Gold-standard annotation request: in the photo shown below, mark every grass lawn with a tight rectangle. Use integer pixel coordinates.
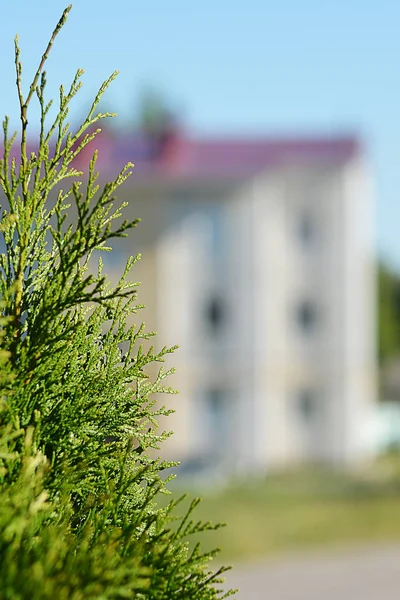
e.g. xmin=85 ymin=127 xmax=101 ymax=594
xmin=168 ymin=457 xmax=400 ymax=562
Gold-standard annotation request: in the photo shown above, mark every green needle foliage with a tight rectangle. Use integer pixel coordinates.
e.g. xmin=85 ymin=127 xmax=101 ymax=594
xmin=0 ymin=6 xmax=235 ymax=599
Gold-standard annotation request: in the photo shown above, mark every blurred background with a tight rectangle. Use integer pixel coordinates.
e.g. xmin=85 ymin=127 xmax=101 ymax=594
xmin=3 ymin=1 xmax=400 ymax=597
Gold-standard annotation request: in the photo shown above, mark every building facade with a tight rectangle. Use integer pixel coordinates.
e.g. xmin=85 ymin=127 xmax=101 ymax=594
xmin=76 ymin=131 xmax=377 ymax=473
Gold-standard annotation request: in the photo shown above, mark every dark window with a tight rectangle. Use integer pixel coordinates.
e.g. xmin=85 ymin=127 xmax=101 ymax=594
xmin=207 ymin=388 xmax=225 ymax=416
xmin=296 ymin=389 xmax=317 ymax=421
xmin=297 ymin=210 xmax=315 ymax=248
xmin=203 ymin=388 xmax=230 ymax=454
xmin=296 ymin=299 xmax=318 ymax=333
xmin=204 ymin=295 xmax=226 ymax=334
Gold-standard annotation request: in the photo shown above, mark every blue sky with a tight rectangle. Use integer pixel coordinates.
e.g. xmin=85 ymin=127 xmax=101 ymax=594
xmin=1 ymin=1 xmax=400 ymax=270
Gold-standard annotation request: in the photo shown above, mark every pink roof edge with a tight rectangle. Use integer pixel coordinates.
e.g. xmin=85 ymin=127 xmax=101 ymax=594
xmin=1 ymin=130 xmax=362 ymax=182
xmin=75 ymin=130 xmax=361 ymax=181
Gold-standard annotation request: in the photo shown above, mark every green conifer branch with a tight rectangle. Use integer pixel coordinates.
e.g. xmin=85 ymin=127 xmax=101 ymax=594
xmin=0 ymin=6 xmax=237 ymax=598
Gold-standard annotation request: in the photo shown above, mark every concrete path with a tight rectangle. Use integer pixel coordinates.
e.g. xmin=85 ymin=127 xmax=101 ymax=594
xmin=222 ymin=544 xmax=400 ymax=599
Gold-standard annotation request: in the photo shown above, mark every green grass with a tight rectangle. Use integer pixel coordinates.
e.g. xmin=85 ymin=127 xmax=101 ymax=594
xmin=168 ymin=459 xmax=400 ymax=562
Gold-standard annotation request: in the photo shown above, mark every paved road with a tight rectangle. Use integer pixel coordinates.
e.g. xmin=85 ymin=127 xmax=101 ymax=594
xmin=222 ymin=544 xmax=400 ymax=599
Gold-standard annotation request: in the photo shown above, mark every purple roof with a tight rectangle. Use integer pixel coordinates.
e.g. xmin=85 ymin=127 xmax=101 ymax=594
xmin=82 ymin=131 xmax=360 ymax=182
xmin=1 ymin=130 xmax=361 ymax=183
xmin=176 ymin=137 xmax=359 ymax=175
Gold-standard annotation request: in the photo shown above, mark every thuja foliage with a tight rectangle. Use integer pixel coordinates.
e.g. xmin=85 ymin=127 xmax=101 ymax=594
xmin=0 ymin=6 xmax=235 ymax=599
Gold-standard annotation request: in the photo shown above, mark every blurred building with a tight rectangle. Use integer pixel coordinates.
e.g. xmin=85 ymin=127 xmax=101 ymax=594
xmin=74 ymin=125 xmax=377 ymax=474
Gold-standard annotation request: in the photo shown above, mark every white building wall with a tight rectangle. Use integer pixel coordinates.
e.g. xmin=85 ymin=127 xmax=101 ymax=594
xmin=249 ymin=159 xmax=376 ymax=468
xmin=155 ymin=198 xmax=244 ymax=465
xmin=336 ymin=157 xmax=377 ymax=463
xmin=283 ymin=166 xmax=339 ymax=464
xmin=223 ymin=183 xmax=259 ymax=471
xmin=129 ymin=154 xmax=376 ymax=472
xmin=251 ymin=172 xmax=290 ymax=468
xmin=155 ymin=213 xmax=209 ymax=458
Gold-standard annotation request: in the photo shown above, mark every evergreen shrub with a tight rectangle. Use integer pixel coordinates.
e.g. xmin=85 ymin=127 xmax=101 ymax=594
xmin=0 ymin=6 xmax=235 ymax=598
